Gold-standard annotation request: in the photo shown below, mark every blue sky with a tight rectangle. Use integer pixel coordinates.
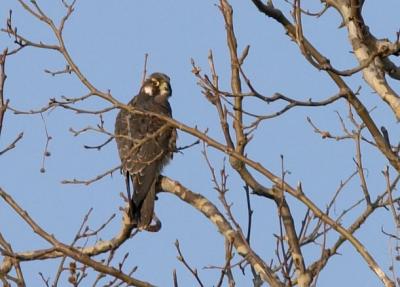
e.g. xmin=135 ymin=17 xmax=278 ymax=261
xmin=0 ymin=0 xmax=400 ymax=286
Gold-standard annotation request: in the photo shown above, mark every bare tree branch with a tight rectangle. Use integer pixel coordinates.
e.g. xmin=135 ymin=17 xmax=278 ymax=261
xmin=0 ymin=187 xmax=153 ymax=287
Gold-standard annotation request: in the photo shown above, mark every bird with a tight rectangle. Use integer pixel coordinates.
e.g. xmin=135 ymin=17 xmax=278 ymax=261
xmin=114 ymin=72 xmax=176 ymax=230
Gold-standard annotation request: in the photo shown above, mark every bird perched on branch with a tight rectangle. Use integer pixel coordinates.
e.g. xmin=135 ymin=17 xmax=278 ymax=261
xmin=115 ymin=73 xmax=176 ymax=230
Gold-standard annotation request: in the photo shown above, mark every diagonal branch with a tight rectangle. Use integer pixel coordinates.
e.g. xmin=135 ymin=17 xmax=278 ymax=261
xmin=0 ymin=187 xmax=153 ymax=287
xmin=161 ymin=177 xmax=285 ymax=287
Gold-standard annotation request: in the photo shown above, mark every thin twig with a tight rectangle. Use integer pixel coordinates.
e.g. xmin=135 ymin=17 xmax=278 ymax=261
xmin=0 ymin=132 xmax=23 ymax=156
xmin=175 ymin=240 xmax=204 ymax=287
xmin=61 ymin=165 xmax=121 ymax=185
xmin=141 ymin=53 xmax=149 ymax=85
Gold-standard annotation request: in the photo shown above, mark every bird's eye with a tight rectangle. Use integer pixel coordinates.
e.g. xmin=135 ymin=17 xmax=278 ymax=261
xmin=152 ymin=79 xmax=160 ymax=86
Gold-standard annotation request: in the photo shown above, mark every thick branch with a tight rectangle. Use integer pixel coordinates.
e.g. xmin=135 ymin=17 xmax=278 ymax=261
xmin=219 ymin=0 xmax=245 ymax=153
xmin=161 ymin=177 xmax=285 ymax=287
xmin=250 ymin=0 xmax=400 ymax=174
xmin=326 ymin=0 xmax=400 ymax=119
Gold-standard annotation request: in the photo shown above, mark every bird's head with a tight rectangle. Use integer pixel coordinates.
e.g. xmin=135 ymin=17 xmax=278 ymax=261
xmin=140 ymin=73 xmax=172 ymax=102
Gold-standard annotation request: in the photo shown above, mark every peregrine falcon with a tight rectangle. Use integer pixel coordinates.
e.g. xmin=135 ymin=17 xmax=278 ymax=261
xmin=115 ymin=73 xmax=176 ymax=230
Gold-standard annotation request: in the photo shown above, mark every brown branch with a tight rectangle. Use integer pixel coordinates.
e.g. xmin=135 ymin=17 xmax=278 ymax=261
xmin=0 ymin=187 xmax=153 ymax=287
xmin=308 ymin=173 xmax=400 ymax=284
xmin=215 ymin=239 xmax=236 ymax=287
xmin=0 ymin=201 xmax=134 ymax=265
xmin=327 ymin=0 xmax=400 ymax=119
xmin=161 ymin=177 xmax=285 ymax=287
xmin=175 ymin=240 xmax=205 ymax=287
xmin=274 ymin=155 xmax=309 ymax=286
xmin=223 ymin=239 xmax=235 ymax=287
xmin=0 ymin=132 xmax=23 ymax=156
xmin=0 ymin=233 xmax=25 ymax=286
xmin=383 ymin=167 xmax=400 ymax=228
xmin=199 ymin=63 xmax=345 ymax=124
xmin=243 ymin=91 xmax=343 ymax=128
xmin=7 ymin=97 xmax=114 ymax=116
xmin=307 ymin=115 xmax=384 ymax=149
xmin=206 ymin=10 xmax=310 ymax=284
xmin=2 ymin=13 xmax=59 ymax=51
xmin=59 ymin=0 xmax=77 ymax=34
xmin=326 ymin=171 xmax=359 ymax=217
xmin=294 ymin=0 xmax=323 ymax=71
xmin=61 ymin=165 xmax=121 ymax=185
xmin=191 ymin=55 xmax=235 ymax=149
xmin=354 ymin=130 xmax=371 ymax=205
xmin=284 ymin=0 xmax=328 ymax=17
xmin=53 ymin=207 xmax=96 ymax=286
xmin=0 ymin=49 xmax=8 ymax=137
xmin=292 ymin=0 xmax=387 ymax=78
xmin=219 ymin=0 xmax=246 ymax=155
xmin=251 ymin=0 xmax=400 ymax=176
